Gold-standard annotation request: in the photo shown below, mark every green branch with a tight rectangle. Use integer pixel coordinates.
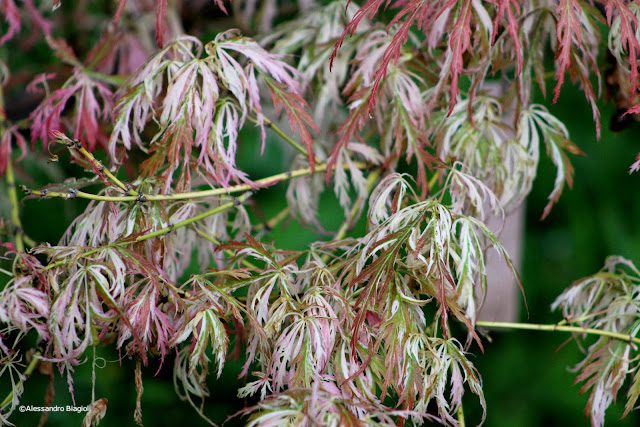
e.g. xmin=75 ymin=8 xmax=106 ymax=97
xmin=457 ymin=404 xmax=466 ymax=427
xmin=1 ymin=83 xmax=24 ymax=252
xmin=476 ymin=320 xmax=640 ymax=345
xmin=25 ymin=162 xmax=367 ymax=203
xmin=253 ymin=206 xmax=291 ymax=233
xmin=261 ymin=116 xmax=308 ymax=157
xmin=5 ymin=160 xmax=24 ymax=252
xmin=57 ymin=136 xmax=137 ymax=195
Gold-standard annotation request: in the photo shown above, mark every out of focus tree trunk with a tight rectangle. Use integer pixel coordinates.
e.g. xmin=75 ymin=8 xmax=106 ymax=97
xmin=478 ymin=205 xmax=524 ymax=322
xmin=477 ymin=81 xmax=523 ymax=322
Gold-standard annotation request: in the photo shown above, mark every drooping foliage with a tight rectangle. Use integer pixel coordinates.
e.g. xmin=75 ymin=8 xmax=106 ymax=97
xmin=1 ymin=1 xmax=640 ymax=426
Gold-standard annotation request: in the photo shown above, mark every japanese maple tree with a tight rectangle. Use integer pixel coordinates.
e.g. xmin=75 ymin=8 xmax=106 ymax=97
xmin=1 ymin=1 xmax=640 ymax=426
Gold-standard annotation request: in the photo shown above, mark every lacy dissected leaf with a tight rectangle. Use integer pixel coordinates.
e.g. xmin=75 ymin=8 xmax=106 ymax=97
xmin=605 ymin=0 xmax=640 ymax=95
xmin=111 ymin=31 xmax=315 ymax=189
xmin=0 ymin=0 xmax=51 ymax=45
xmin=553 ymin=0 xmax=602 ymax=137
xmin=553 ymin=256 xmax=640 ymax=427
xmin=519 ymin=104 xmax=584 ymax=219
xmin=332 ymin=0 xmax=495 ymax=113
xmin=29 ymin=69 xmax=114 ymax=151
xmin=340 ymin=173 xmax=518 ymax=350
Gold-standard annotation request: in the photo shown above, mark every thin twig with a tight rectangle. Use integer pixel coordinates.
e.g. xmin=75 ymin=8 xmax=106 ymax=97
xmin=457 ymin=403 xmax=466 ymax=427
xmin=0 ymin=83 xmax=24 ymax=252
xmin=253 ymin=206 xmax=291 ymax=232
xmin=57 ymin=136 xmax=136 ymax=195
xmin=261 ymin=116 xmax=309 ymax=157
xmin=247 ymin=114 xmax=307 ymax=156
xmin=25 ymin=162 xmax=368 ymax=203
xmin=5 ymin=160 xmax=24 ymax=252
xmin=476 ymin=320 xmax=640 ymax=345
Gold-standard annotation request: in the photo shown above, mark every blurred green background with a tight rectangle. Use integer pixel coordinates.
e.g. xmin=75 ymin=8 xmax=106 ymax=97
xmin=2 ymin=1 xmax=640 ymax=426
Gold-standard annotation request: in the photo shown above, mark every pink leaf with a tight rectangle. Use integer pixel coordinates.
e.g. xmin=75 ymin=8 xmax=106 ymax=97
xmin=29 ymin=70 xmax=113 ymax=151
xmin=0 ymin=125 xmax=28 ymax=176
xmin=491 ymin=0 xmax=523 ymax=75
xmin=155 ymin=0 xmax=167 ymax=47
xmin=553 ymin=0 xmax=602 ymax=137
xmin=213 ymin=0 xmax=229 ymax=15
xmin=604 ymin=0 xmax=640 ymax=95
xmin=23 ymin=0 xmax=52 ymax=37
xmin=330 ymin=0 xmax=386 ymax=70
xmin=267 ymin=79 xmax=318 ymax=168
xmin=624 ymin=103 xmax=640 ymax=116
xmin=0 ymin=0 xmax=20 ymax=45
xmin=630 ymin=153 xmax=640 ymax=173
xmin=446 ymin=0 xmax=473 ymax=113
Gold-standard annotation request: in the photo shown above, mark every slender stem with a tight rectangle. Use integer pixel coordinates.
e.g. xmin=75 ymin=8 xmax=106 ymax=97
xmin=457 ymin=404 xmax=466 ymax=427
xmin=5 ymin=160 xmax=24 ymax=252
xmin=26 ymin=162 xmax=367 ymax=203
xmin=58 ymin=136 xmax=136 ymax=195
xmin=428 ymin=170 xmax=441 ymax=192
xmin=260 ymin=116 xmax=308 ymax=157
xmin=44 ymin=193 xmax=252 ymax=271
xmin=91 ymin=346 xmax=97 ymax=403
xmin=135 ymin=193 xmax=251 ymax=241
xmin=476 ymin=320 xmax=640 ymax=345
xmin=265 ymin=206 xmax=291 ymax=230
xmin=253 ymin=206 xmax=291 ymax=232
xmin=24 ymin=189 xmax=134 ymax=202
xmin=22 ymin=235 xmax=36 ymax=248
xmin=78 ymin=145 xmax=135 ymax=195
xmin=0 ymin=81 xmax=24 ymax=252
xmin=40 ymin=161 xmax=370 ymax=270
xmin=84 ymin=70 xmax=127 ymax=86
xmin=0 ymin=352 xmax=41 ymax=410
